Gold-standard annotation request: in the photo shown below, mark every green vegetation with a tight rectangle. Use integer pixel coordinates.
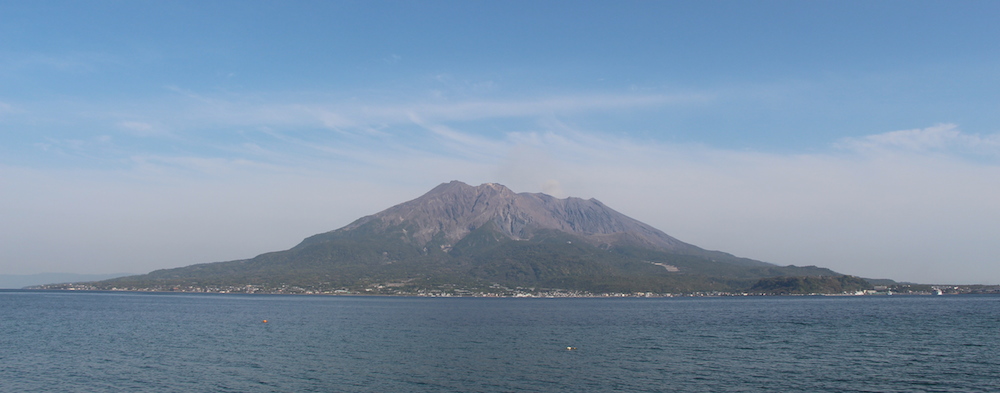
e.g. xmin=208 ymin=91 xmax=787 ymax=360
xmin=749 ymin=275 xmax=873 ymax=295
xmin=93 ymin=223 xmax=860 ymax=295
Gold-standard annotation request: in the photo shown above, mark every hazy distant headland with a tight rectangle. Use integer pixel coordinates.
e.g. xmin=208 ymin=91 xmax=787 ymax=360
xmin=1 ymin=273 xmax=131 ymax=289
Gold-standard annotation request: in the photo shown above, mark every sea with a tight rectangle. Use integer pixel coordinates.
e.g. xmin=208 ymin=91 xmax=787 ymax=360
xmin=2 ymin=291 xmax=998 ymax=392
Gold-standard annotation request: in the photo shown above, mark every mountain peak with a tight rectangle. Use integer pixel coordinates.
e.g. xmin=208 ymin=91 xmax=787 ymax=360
xmin=322 ymin=181 xmax=694 ymax=252
xmin=426 ymin=180 xmax=514 ymax=196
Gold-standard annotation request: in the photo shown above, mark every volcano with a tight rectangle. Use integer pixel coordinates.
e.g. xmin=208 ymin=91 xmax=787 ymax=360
xmin=95 ymin=181 xmax=858 ymax=294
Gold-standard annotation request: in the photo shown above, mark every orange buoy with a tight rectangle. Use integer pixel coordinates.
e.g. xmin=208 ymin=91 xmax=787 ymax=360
xmin=262 ymin=320 xmax=268 ymax=323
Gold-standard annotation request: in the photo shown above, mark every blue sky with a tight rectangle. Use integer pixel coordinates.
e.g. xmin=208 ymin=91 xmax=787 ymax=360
xmin=2 ymin=1 xmax=999 ymax=284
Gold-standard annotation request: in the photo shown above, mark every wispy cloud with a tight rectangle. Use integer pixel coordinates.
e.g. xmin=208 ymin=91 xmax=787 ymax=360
xmin=117 ymin=120 xmax=171 ymax=138
xmin=24 ymin=90 xmax=697 ymax=169
xmin=0 ymin=101 xmax=15 ymax=115
xmin=406 ymin=113 xmax=507 ymax=160
xmin=837 ymin=124 xmax=1000 ymax=155
xmin=142 ymin=89 xmax=700 ymax=132
xmin=383 ymin=54 xmax=402 ymax=64
xmin=128 ymin=154 xmax=282 ymax=177
xmin=395 ymin=94 xmax=703 ymax=123
xmin=0 ymin=51 xmax=118 ymax=74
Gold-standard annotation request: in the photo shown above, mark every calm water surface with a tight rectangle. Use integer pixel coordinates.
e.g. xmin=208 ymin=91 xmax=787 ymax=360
xmin=1 ymin=291 xmax=998 ymax=392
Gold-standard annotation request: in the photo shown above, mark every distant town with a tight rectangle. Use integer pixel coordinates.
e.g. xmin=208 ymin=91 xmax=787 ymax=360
xmin=31 ymin=282 xmax=1000 ymax=298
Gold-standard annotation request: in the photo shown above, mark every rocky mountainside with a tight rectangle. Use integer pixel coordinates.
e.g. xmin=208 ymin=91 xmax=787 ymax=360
xmin=298 ymin=181 xmax=765 ymax=267
xmin=300 ymin=181 xmax=692 ymax=252
xmin=89 ymin=181 xmax=856 ymax=294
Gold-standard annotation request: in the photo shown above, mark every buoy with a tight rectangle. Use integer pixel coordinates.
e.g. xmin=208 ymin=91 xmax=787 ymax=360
xmin=262 ymin=320 xmax=268 ymax=323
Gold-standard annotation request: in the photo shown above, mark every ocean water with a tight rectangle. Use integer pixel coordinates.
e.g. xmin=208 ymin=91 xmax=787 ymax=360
xmin=1 ymin=291 xmax=998 ymax=392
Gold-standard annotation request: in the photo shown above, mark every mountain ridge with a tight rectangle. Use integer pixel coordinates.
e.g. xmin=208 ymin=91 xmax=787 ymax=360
xmin=79 ymin=181 xmax=857 ymax=294
xmin=303 ymin=180 xmax=708 ymax=255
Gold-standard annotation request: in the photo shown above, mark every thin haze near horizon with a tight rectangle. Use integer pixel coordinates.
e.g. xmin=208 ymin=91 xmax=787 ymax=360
xmin=2 ymin=1 xmax=998 ymax=285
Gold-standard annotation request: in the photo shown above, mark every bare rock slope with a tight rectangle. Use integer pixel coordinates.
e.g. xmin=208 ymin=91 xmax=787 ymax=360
xmin=303 ymin=180 xmax=693 ymax=252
